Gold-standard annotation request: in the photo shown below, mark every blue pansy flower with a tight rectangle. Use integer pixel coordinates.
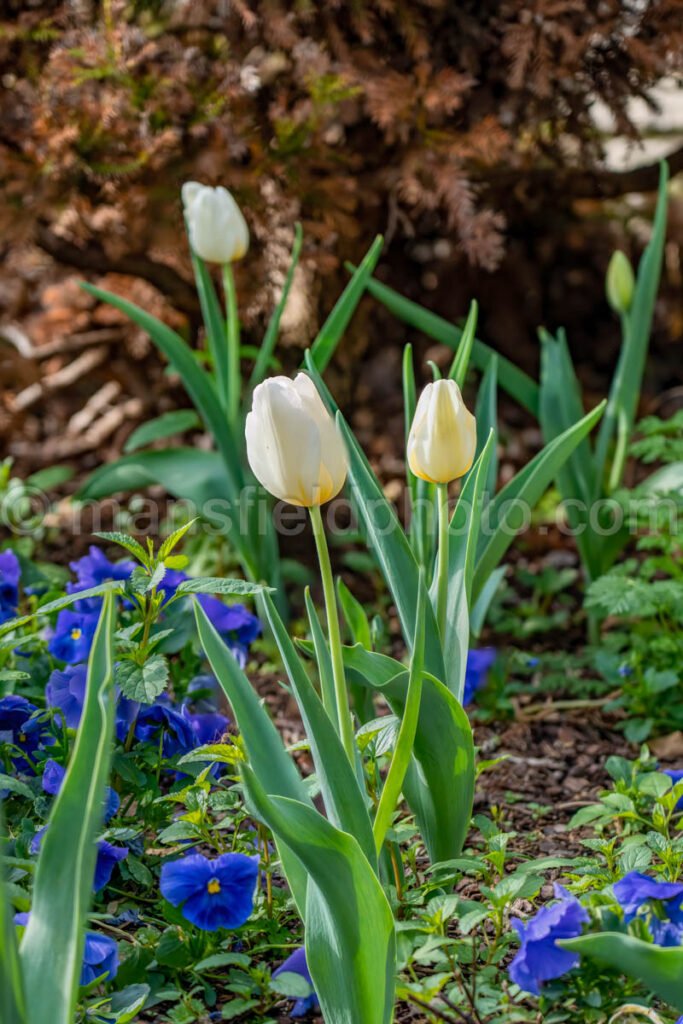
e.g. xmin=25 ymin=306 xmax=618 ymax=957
xmin=45 ymin=664 xmax=88 ymax=728
xmin=508 ymin=884 xmax=589 ymax=994
xmin=157 ymin=568 xmax=190 ymax=603
xmin=48 ymin=609 xmax=99 ymax=663
xmin=68 ymin=546 xmax=133 ymax=597
xmin=0 ymin=695 xmax=45 ymax=770
xmin=184 ymin=707 xmax=229 ymax=746
xmin=160 ymin=852 xmax=258 ymax=931
xmin=41 ymin=758 xmax=119 ymax=821
xmin=0 ymin=549 xmax=20 ymax=624
xmin=79 ymin=930 xmax=119 ymax=985
xmin=614 ymin=871 xmax=683 ymax=945
xmin=463 ymin=648 xmax=496 ymax=705
xmin=30 ymin=827 xmax=128 ymax=891
xmin=664 ymin=769 xmax=683 ymax=811
xmin=14 ymin=914 xmax=118 ymax=985
xmin=132 ymin=701 xmax=197 ymax=757
xmin=272 ymin=947 xmax=319 ymax=1018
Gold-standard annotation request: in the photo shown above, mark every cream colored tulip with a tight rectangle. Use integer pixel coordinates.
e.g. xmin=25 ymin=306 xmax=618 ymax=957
xmin=407 ymin=379 xmax=476 ymax=484
xmin=246 ymin=374 xmax=348 ymax=507
xmin=181 ymin=182 xmax=249 ymax=264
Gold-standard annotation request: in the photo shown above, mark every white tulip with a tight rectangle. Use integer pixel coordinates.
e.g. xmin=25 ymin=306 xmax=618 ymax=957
xmin=407 ymin=378 xmax=476 ymax=484
xmin=246 ymin=374 xmax=348 ymax=507
xmin=181 ymin=182 xmax=249 ymax=264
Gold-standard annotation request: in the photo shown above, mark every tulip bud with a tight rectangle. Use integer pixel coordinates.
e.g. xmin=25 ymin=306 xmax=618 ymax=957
xmin=181 ymin=182 xmax=249 ymax=264
xmin=246 ymin=374 xmax=348 ymax=507
xmin=606 ymin=250 xmax=635 ymax=315
xmin=407 ymin=379 xmax=476 ymax=484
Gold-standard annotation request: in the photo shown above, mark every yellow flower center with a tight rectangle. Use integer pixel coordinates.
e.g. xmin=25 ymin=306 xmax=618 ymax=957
xmin=207 ymin=877 xmax=221 ymax=895
xmin=18 ymin=732 xmax=26 ymax=744
xmin=70 ymin=628 xmax=82 ymax=640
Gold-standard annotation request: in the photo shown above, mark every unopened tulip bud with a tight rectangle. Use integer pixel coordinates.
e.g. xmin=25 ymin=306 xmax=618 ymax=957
xmin=246 ymin=374 xmax=348 ymax=507
xmin=181 ymin=182 xmax=249 ymax=264
xmin=606 ymin=250 xmax=635 ymax=315
xmin=408 ymin=379 xmax=476 ymax=484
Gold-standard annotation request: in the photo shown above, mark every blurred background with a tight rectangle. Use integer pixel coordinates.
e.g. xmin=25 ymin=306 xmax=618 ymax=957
xmin=1 ymin=0 xmax=682 ymax=498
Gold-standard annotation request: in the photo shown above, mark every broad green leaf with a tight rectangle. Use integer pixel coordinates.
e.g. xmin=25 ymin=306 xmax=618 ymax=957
xmin=123 ymin=410 xmax=201 ymax=454
xmin=373 ymin=576 xmax=425 ymax=853
xmin=403 ymin=344 xmax=436 ymax=571
xmin=116 ymin=655 xmax=169 ymax=703
xmin=241 ymin=767 xmax=396 ymax=1024
xmin=79 ymin=449 xmax=229 ymax=506
xmin=0 ymin=776 xmax=34 ymax=800
xmin=561 ymin=932 xmax=683 ymax=1011
xmin=343 ymin=646 xmax=474 ymax=862
xmin=0 ymin=804 xmax=27 ymax=1024
xmin=249 ymin=223 xmax=303 ymax=392
xmin=260 ymin=593 xmax=376 ymax=868
xmin=337 ymin=578 xmax=372 ymax=649
xmin=474 ymin=354 xmax=498 ymax=503
xmin=189 ymin=249 xmax=228 ymax=408
xmin=472 ymin=400 xmax=606 ymax=604
xmin=303 ymin=589 xmax=337 ymax=729
xmin=310 ymin=236 xmax=383 ymax=372
xmin=443 ymin=432 xmax=495 ymax=698
xmin=21 ymin=594 xmax=117 ymax=1024
xmin=80 ymin=284 xmax=244 ymax=495
xmin=303 ymin=353 xmax=445 ymax=683
xmin=594 ymin=161 xmax=669 ymax=493
xmin=538 ymin=328 xmax=603 ymax=578
xmin=193 ymin=600 xmax=309 ymax=911
xmin=351 ymin=270 xmax=540 ymax=416
xmin=174 ymin=577 xmax=272 ymax=597
xmin=447 ymin=300 xmax=478 ymax=387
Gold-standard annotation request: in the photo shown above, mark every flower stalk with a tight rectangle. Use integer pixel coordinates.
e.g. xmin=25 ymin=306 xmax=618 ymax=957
xmin=222 ymin=263 xmax=240 ymax=424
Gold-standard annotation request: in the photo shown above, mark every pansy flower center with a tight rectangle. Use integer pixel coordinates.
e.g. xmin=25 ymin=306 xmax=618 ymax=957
xmin=70 ymin=628 xmax=82 ymax=640
xmin=207 ymin=877 xmax=221 ymax=895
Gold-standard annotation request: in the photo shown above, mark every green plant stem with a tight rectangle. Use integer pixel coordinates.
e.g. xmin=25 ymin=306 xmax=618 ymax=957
xmin=436 ymin=482 xmax=449 ymax=637
xmin=309 ymin=505 xmax=355 ymax=762
xmin=222 ymin=263 xmax=240 ymax=424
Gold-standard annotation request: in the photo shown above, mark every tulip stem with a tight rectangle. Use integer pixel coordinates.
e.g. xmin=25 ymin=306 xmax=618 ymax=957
xmin=309 ymin=505 xmax=355 ymax=762
xmin=222 ymin=264 xmax=240 ymax=423
xmin=436 ymin=483 xmax=449 ymax=638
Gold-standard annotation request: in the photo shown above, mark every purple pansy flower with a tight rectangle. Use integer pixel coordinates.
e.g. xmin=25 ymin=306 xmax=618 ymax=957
xmin=463 ymin=648 xmax=496 ymax=705
xmin=273 ymin=947 xmax=319 ymax=1018
xmin=14 ymin=914 xmax=118 ymax=985
xmin=160 ymin=852 xmax=258 ymax=931
xmin=31 ymin=827 xmax=127 ymax=892
xmin=0 ymin=549 xmax=20 ymax=624
xmin=45 ymin=664 xmax=88 ymax=728
xmin=614 ymin=871 xmax=683 ymax=946
xmin=41 ymin=758 xmax=119 ymax=821
xmin=0 ymin=695 xmax=45 ymax=770
xmin=48 ymin=609 xmax=99 ymax=664
xmin=508 ymin=884 xmax=589 ymax=994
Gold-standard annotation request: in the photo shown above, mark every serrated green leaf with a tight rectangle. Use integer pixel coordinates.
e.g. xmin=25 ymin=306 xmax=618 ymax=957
xmin=93 ymin=531 xmax=149 ymax=565
xmin=116 ymin=656 xmax=169 ymax=703
xmin=174 ymin=577 xmax=272 ymax=597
